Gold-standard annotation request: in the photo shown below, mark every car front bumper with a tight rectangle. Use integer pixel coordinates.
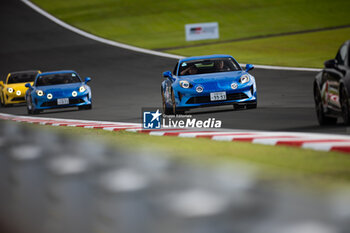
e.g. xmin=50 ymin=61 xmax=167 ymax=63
xmin=33 ymin=93 xmax=91 ymax=110
xmin=3 ymin=92 xmax=26 ymax=104
xmin=174 ymin=84 xmax=257 ymax=109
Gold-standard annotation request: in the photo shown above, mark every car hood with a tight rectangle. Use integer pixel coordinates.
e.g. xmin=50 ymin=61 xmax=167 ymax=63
xmin=180 ymin=71 xmax=248 ymax=91
xmin=5 ymin=82 xmax=34 ymax=92
xmin=182 ymin=71 xmax=245 ymax=83
xmin=37 ymin=83 xmax=83 ymax=92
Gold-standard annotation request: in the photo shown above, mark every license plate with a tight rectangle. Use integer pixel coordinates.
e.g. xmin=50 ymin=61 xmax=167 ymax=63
xmin=210 ymin=92 xmax=226 ymax=101
xmin=57 ymin=98 xmax=69 ymax=105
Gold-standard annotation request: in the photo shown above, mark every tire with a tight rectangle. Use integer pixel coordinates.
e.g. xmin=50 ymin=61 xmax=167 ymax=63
xmin=26 ymin=95 xmax=33 ymax=114
xmin=79 ymin=104 xmax=92 ymax=110
xmin=1 ymin=93 xmax=10 ymax=107
xmin=27 ymin=95 xmax=41 ymax=114
xmin=0 ymin=92 xmax=5 ymax=107
xmin=341 ymin=87 xmax=350 ymax=125
xmin=314 ymin=86 xmax=337 ymax=125
xmin=32 ymin=109 xmax=41 ymax=115
xmin=161 ymin=87 xmax=172 ymax=115
xmin=171 ymin=89 xmax=184 ymax=115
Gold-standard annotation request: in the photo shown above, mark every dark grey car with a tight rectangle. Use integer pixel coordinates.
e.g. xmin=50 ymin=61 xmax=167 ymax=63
xmin=314 ymin=40 xmax=350 ymax=125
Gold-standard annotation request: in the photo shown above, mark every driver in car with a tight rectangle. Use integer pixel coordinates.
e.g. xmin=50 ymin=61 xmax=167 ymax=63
xmin=180 ymin=64 xmax=198 ymax=75
xmin=214 ymin=60 xmax=230 ymax=72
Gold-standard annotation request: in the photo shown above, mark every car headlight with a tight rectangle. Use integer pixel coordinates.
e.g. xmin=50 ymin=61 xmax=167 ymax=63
xmin=79 ymin=86 xmax=86 ymax=92
xmin=16 ymin=90 xmax=21 ymax=96
xmin=179 ymin=80 xmax=190 ymax=89
xmin=36 ymin=90 xmax=44 ymax=96
xmin=7 ymin=87 xmax=14 ymax=93
xmin=196 ymin=85 xmax=203 ymax=93
xmin=47 ymin=93 xmax=53 ymax=100
xmin=240 ymin=75 xmax=250 ymax=84
xmin=72 ymin=91 xmax=78 ymax=97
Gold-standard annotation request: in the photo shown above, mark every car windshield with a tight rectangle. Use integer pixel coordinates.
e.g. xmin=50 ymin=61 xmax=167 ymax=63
xmin=7 ymin=72 xmax=37 ymax=84
xmin=36 ymin=72 xmax=81 ymax=86
xmin=179 ymin=58 xmax=241 ymax=76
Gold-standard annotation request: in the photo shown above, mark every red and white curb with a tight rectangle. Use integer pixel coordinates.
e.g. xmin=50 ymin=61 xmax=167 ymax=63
xmin=1 ymin=113 xmax=350 ymax=154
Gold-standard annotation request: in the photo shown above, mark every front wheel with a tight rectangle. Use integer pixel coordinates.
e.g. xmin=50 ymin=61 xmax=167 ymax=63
xmin=0 ymin=92 xmax=6 ymax=107
xmin=161 ymin=87 xmax=172 ymax=115
xmin=171 ymin=89 xmax=184 ymax=115
xmin=26 ymin=95 xmax=33 ymax=114
xmin=341 ymin=87 xmax=350 ymax=125
xmin=314 ymin=87 xmax=337 ymax=125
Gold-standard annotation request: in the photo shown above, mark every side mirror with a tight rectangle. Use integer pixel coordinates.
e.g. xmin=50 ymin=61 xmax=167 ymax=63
xmin=25 ymin=83 xmax=31 ymax=88
xmin=324 ymin=59 xmax=337 ymax=68
xmin=245 ymin=64 xmax=254 ymax=72
xmin=85 ymin=77 xmax=91 ymax=83
xmin=0 ymin=81 xmax=3 ymax=87
xmin=163 ymin=71 xmax=172 ymax=79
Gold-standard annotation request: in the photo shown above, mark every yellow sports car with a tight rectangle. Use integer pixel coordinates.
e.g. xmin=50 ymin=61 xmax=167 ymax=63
xmin=0 ymin=70 xmax=41 ymax=106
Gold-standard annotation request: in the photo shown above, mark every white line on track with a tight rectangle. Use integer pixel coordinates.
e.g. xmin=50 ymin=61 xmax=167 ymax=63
xmin=21 ymin=0 xmax=321 ymax=72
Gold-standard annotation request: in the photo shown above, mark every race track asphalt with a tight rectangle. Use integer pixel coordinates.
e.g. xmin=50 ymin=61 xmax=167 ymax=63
xmin=1 ymin=0 xmax=348 ymax=134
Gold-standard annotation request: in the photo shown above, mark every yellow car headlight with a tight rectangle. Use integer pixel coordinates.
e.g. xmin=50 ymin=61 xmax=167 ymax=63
xmin=36 ymin=90 xmax=44 ymax=96
xmin=7 ymin=87 xmax=14 ymax=93
xmin=79 ymin=86 xmax=86 ymax=92
xmin=16 ymin=90 xmax=21 ymax=96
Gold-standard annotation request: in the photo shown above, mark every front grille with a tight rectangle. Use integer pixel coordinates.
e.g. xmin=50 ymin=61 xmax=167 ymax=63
xmin=41 ymin=98 xmax=84 ymax=107
xmin=12 ymin=97 xmax=25 ymax=101
xmin=70 ymin=98 xmax=85 ymax=104
xmin=41 ymin=101 xmax=57 ymax=107
xmin=227 ymin=93 xmax=248 ymax=100
xmin=186 ymin=93 xmax=248 ymax=104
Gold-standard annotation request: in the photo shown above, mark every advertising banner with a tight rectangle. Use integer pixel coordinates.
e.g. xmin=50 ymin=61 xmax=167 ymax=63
xmin=185 ymin=22 xmax=219 ymax=41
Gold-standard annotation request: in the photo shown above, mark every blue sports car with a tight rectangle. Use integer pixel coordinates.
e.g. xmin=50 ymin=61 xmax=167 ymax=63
xmin=25 ymin=70 xmax=92 ymax=114
xmin=161 ymin=55 xmax=257 ymax=114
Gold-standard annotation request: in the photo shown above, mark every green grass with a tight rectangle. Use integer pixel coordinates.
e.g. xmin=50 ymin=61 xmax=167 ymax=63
xmin=31 ymin=0 xmax=350 ymax=68
xmin=167 ymin=28 xmax=350 ymax=68
xmin=35 ymin=124 xmax=350 ymax=186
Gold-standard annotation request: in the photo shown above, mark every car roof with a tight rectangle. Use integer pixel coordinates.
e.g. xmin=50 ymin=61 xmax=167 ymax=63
xmin=38 ymin=70 xmax=77 ymax=76
xmin=179 ymin=54 xmax=234 ymax=63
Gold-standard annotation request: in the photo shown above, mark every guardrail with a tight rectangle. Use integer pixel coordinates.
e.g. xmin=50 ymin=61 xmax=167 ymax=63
xmin=0 ymin=120 xmax=349 ymax=233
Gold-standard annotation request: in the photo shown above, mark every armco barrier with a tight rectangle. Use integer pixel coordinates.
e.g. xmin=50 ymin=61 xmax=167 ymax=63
xmin=0 ymin=120 xmax=350 ymax=233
